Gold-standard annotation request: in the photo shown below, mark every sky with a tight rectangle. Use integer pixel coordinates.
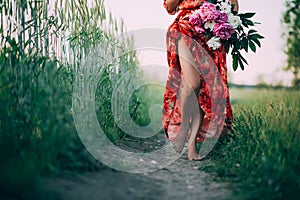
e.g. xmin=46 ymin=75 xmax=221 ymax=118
xmin=104 ymin=0 xmax=293 ymax=86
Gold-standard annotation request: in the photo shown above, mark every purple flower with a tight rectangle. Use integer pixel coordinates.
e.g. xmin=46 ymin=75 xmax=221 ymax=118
xmin=216 ymin=12 xmax=228 ymax=24
xmin=194 ymin=25 xmax=205 ymax=33
xmin=189 ymin=11 xmax=202 ymax=26
xmin=199 ymin=2 xmax=220 ymax=22
xmin=213 ymin=23 xmax=235 ymax=39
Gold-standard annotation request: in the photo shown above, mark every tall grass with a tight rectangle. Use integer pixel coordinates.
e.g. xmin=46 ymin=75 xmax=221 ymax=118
xmin=201 ymin=89 xmax=300 ymax=200
xmin=0 ymin=0 xmax=141 ymax=199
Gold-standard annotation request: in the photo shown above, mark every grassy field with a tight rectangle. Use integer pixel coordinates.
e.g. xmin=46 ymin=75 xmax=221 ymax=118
xmin=200 ymin=87 xmax=300 ymax=200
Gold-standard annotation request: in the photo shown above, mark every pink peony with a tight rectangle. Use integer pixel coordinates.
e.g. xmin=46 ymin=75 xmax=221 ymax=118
xmin=213 ymin=23 xmax=235 ymax=39
xmin=216 ymin=12 xmax=228 ymax=24
xmin=189 ymin=11 xmax=202 ymax=26
xmin=194 ymin=25 xmax=205 ymax=33
xmin=199 ymin=2 xmax=220 ymax=22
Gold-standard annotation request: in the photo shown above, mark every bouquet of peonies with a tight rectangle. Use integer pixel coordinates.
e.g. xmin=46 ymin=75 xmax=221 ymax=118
xmin=189 ymin=0 xmax=264 ymax=71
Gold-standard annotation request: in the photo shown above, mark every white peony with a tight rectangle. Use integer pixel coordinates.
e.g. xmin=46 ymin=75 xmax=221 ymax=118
xmin=207 ymin=36 xmax=221 ymax=50
xmin=204 ymin=20 xmax=216 ymax=30
xmin=219 ymin=2 xmax=232 ymax=14
xmin=228 ymin=14 xmax=242 ymax=28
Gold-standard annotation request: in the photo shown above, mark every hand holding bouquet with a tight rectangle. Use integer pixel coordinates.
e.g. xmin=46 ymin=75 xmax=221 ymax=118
xmin=189 ymin=0 xmax=264 ymax=71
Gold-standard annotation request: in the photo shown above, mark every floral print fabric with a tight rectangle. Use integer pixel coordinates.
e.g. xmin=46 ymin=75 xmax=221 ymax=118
xmin=162 ymin=0 xmax=233 ymax=142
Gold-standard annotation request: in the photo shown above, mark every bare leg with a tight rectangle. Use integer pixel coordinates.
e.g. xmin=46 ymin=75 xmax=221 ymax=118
xmin=172 ymin=75 xmax=199 ymax=153
xmin=187 ymin=106 xmax=205 ymax=161
xmin=172 ymin=37 xmax=204 ymax=160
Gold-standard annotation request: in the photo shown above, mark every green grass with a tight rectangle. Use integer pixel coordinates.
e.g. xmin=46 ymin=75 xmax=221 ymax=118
xmin=130 ymin=84 xmax=165 ymax=127
xmin=200 ymin=88 xmax=300 ymax=200
xmin=0 ymin=50 xmax=102 ymax=199
xmin=0 ymin=0 xmax=140 ymax=199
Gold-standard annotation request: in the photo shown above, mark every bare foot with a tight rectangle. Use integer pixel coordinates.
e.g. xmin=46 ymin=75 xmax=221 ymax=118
xmin=188 ymin=152 xmax=205 ymax=161
xmin=172 ymin=129 xmax=188 ymax=153
xmin=188 ymin=144 xmax=205 ymax=161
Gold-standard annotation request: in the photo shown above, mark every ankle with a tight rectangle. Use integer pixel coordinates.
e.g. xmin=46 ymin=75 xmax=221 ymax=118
xmin=188 ymin=145 xmax=197 ymax=153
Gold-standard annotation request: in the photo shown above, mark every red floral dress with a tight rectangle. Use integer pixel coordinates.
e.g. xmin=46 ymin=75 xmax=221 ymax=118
xmin=162 ymin=0 xmax=233 ymax=142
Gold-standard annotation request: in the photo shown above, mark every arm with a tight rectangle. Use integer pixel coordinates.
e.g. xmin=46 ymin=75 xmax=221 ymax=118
xmin=164 ymin=0 xmax=181 ymax=15
xmin=228 ymin=0 xmax=239 ymax=13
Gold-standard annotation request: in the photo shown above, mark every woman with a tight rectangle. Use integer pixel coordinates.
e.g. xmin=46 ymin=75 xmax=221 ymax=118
xmin=162 ymin=0 xmax=238 ymax=160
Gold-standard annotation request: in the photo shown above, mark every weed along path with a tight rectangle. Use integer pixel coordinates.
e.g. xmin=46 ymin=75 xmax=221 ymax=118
xmin=47 ymin=135 xmax=233 ymax=200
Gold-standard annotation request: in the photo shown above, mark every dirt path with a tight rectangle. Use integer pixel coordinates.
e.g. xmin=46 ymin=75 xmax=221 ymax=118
xmin=46 ymin=133 xmax=232 ymax=200
xmin=48 ymin=154 xmax=232 ymax=200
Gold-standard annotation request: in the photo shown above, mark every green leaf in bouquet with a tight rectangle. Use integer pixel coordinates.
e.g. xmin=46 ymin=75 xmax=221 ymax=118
xmin=240 ymin=37 xmax=249 ymax=52
xmin=238 ymin=12 xmax=256 ymax=19
xmin=248 ymin=29 xmax=257 ymax=35
xmin=238 ymin=56 xmax=245 ymax=70
xmin=223 ymin=10 xmax=262 ymax=71
xmin=242 ymin=22 xmax=249 ymax=28
xmin=251 ymin=37 xmax=261 ymax=47
xmin=231 ymin=34 xmax=240 ymax=52
xmin=232 ymin=52 xmax=239 ymax=71
xmin=239 ymin=30 xmax=247 ymax=38
xmin=236 ymin=25 xmax=244 ymax=33
xmin=224 ymin=40 xmax=230 ymax=54
xmin=239 ymin=53 xmax=249 ymax=65
xmin=235 ymin=40 xmax=241 ymax=51
xmin=235 ymin=51 xmax=248 ymax=71
xmin=249 ymin=40 xmax=257 ymax=52
xmin=207 ymin=0 xmax=217 ymax=4
xmin=250 ymin=33 xmax=265 ymax=39
xmin=243 ymin=19 xmax=255 ymax=26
